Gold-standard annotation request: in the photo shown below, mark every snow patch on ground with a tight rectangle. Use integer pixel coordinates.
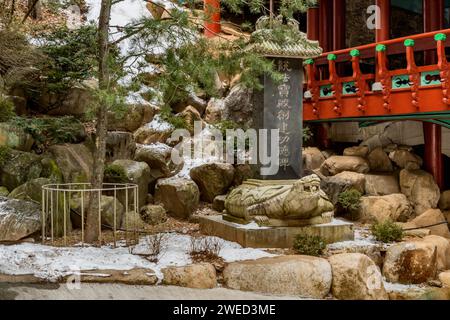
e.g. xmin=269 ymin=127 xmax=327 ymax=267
xmin=144 ymin=115 xmax=174 ymax=132
xmin=0 ymin=233 xmax=275 ymax=282
xmin=383 ymin=280 xmax=423 ymax=292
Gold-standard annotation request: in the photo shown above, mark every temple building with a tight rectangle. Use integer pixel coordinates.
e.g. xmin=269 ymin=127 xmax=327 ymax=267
xmin=204 ymin=0 xmax=450 ymax=190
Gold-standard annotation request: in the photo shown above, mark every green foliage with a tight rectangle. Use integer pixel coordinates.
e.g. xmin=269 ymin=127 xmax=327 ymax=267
xmin=0 ymin=145 xmax=11 ymax=166
xmin=371 ymin=220 xmax=404 ymax=243
xmin=37 ymin=25 xmax=100 ymax=93
xmin=160 ymin=106 xmax=187 ymax=129
xmin=337 ymin=189 xmax=362 ymax=221
xmin=104 ymin=164 xmax=128 ymax=183
xmin=212 ymin=119 xmax=239 ymax=136
xmin=8 ymin=116 xmax=84 ymax=150
xmin=303 ymin=126 xmax=313 ymax=143
xmin=86 ymin=88 xmax=127 ymax=121
xmin=222 ymin=0 xmax=317 ymax=16
xmin=0 ymin=95 xmax=15 ymax=122
xmin=293 ymin=233 xmax=326 ymax=256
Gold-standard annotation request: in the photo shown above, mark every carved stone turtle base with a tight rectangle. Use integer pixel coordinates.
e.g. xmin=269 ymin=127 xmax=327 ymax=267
xmin=223 ymin=211 xmax=334 ymax=227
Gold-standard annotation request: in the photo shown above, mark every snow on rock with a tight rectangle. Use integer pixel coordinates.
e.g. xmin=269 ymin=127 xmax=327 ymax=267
xmin=0 ymin=233 xmax=274 ymax=282
xmin=145 ymin=115 xmax=174 ymax=132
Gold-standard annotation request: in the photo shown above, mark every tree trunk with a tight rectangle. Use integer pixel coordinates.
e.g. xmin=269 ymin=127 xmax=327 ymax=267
xmin=85 ymin=0 xmax=112 ymax=243
xmin=26 ymin=0 xmax=41 ymax=20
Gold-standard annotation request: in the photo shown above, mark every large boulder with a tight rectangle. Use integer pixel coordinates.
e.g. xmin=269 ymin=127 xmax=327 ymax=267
xmin=364 ymin=174 xmax=400 ymax=196
xmin=322 ymin=171 xmax=365 ymax=205
xmin=359 ymin=194 xmax=413 ymax=223
xmin=70 ymin=195 xmax=124 ymax=229
xmin=107 ymin=104 xmax=158 ymax=132
xmin=9 ymin=178 xmax=52 ymax=203
xmin=177 ymin=106 xmax=204 ymax=134
xmin=134 ymin=143 xmax=182 ymax=181
xmin=162 ymin=263 xmax=217 ymax=289
xmin=139 ymin=204 xmax=167 ymax=225
xmin=421 ymin=235 xmax=450 ymax=270
xmin=222 ymin=84 xmax=253 ymax=127
xmin=133 ymin=115 xmax=174 ymax=145
xmin=405 ymin=209 xmax=450 ymax=239
xmin=320 ymin=156 xmax=370 ymax=176
xmin=343 ymin=146 xmax=369 ymax=158
xmin=439 ymin=190 xmax=450 ymax=210
xmin=39 ymin=80 xmax=97 ymax=116
xmin=439 ymin=271 xmax=450 ymax=287
xmin=232 ymin=164 xmax=254 ymax=186
xmin=0 ymin=187 xmax=9 ymax=197
xmin=204 ymin=98 xmax=225 ymax=123
xmin=383 ymin=241 xmax=438 ymax=284
xmin=47 ymin=143 xmax=93 ymax=183
xmin=0 ymin=123 xmax=34 ymax=151
xmin=105 ymin=131 xmax=136 ymax=163
xmin=303 ymin=147 xmax=326 ymax=171
xmin=109 ymin=160 xmax=151 ymax=209
xmin=0 ymin=150 xmax=43 ymax=191
xmin=190 ymin=163 xmax=235 ymax=202
xmin=367 ymin=147 xmax=393 ymax=172
xmin=389 ymin=150 xmax=423 ymax=170
xmin=0 ymin=196 xmax=41 ymax=241
xmin=328 ymin=253 xmax=388 ymax=300
xmin=399 ymin=169 xmax=440 ymax=215
xmin=154 ymin=177 xmax=200 ymax=219
xmin=223 ymin=256 xmax=332 ymax=299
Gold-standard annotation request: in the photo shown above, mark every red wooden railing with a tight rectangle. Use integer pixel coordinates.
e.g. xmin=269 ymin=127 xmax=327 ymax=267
xmin=303 ymin=29 xmax=450 ymax=122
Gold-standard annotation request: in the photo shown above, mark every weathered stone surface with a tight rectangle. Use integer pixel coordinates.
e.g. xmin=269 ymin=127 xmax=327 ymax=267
xmin=0 ymin=150 xmax=43 ymax=191
xmin=212 ymin=195 xmax=226 ymax=212
xmin=421 ymin=235 xmax=450 ymax=270
xmin=74 ymin=268 xmax=158 ymax=285
xmin=359 ymin=194 xmax=413 ymax=223
xmin=399 ymin=169 xmax=440 ymax=215
xmin=225 ymin=175 xmax=334 ymax=223
xmin=383 ymin=241 xmax=438 ymax=284
xmin=343 ymin=146 xmax=369 ymax=158
xmin=105 ymin=131 xmax=136 ymax=163
xmin=322 ymin=171 xmax=365 ymax=205
xmin=204 ymin=98 xmax=225 ymax=123
xmin=232 ymin=164 xmax=253 ymax=186
xmin=439 ymin=271 xmax=450 ymax=287
xmin=439 ymin=190 xmax=450 ymax=210
xmin=177 ymin=106 xmax=204 ymax=134
xmin=140 ymin=204 xmax=167 ymax=225
xmin=320 ymin=156 xmax=370 ymax=176
xmin=134 ymin=143 xmax=182 ymax=180
xmin=190 ymin=163 xmax=235 ymax=202
xmin=110 ymin=160 xmax=151 ymax=209
xmin=328 ymin=253 xmax=388 ymax=300
xmin=364 ymin=174 xmax=400 ymax=196
xmin=303 ymin=147 xmax=326 ymax=171
xmin=48 ymin=143 xmax=93 ymax=183
xmin=0 ymin=196 xmax=41 ymax=241
xmin=155 ymin=177 xmax=200 ymax=219
xmin=107 ymin=104 xmax=158 ymax=132
xmin=9 ymin=178 xmax=51 ymax=203
xmin=223 ymin=256 xmax=332 ymax=298
xmin=222 ymin=84 xmax=253 ymax=127
xmin=367 ymin=147 xmax=393 ymax=172
xmin=70 ymin=195 xmax=124 ymax=229
xmin=405 ymin=209 xmax=450 ymax=239
xmin=0 ymin=123 xmax=34 ymax=151
xmin=389 ymin=150 xmax=423 ymax=170
xmin=133 ymin=115 xmax=174 ymax=145
xmin=40 ymin=80 xmax=97 ymax=116
xmin=162 ymin=263 xmax=217 ymax=289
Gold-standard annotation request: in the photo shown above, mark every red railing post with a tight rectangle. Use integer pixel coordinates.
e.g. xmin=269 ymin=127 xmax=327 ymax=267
xmin=404 ymin=39 xmax=420 ymax=109
xmin=376 ymin=44 xmax=391 ymax=112
xmin=328 ymin=54 xmax=342 ymax=115
xmin=350 ymin=49 xmax=365 ymax=113
xmin=305 ymin=59 xmax=320 ymax=118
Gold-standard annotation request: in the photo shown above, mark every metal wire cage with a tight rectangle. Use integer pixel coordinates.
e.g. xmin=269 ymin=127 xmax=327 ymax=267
xmin=41 ymin=183 xmax=139 ymax=247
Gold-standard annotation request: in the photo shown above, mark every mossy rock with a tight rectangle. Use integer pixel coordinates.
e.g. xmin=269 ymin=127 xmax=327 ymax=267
xmin=0 ymin=186 xmax=9 ymax=197
xmin=47 ymin=143 xmax=93 ymax=183
xmin=9 ymin=177 xmax=71 ymax=237
xmin=0 ymin=122 xmax=34 ymax=151
xmin=0 ymin=150 xmax=43 ymax=191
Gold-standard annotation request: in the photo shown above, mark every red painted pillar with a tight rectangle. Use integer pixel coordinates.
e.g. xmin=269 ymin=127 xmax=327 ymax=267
xmin=319 ymin=0 xmax=332 ymax=52
xmin=332 ymin=0 xmax=346 ymax=51
xmin=204 ymin=0 xmax=221 ymax=37
xmin=375 ymin=0 xmax=390 ymax=43
xmin=307 ymin=6 xmax=320 ymax=41
xmin=423 ymin=0 xmax=444 ymax=189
